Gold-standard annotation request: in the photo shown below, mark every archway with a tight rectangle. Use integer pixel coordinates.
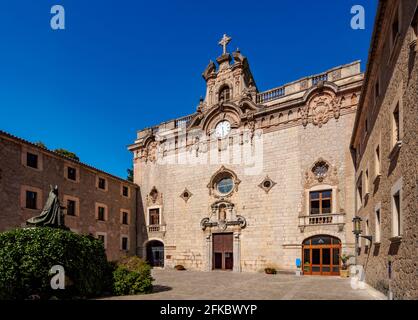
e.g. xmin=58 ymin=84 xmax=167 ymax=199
xmin=302 ymin=235 xmax=341 ymax=276
xmin=146 ymin=240 xmax=164 ymax=267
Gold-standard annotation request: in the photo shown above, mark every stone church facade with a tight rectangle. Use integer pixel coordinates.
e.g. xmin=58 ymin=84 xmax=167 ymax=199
xmin=129 ymin=36 xmax=363 ymax=273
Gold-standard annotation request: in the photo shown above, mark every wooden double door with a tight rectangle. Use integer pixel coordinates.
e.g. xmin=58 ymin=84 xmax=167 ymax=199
xmin=213 ymin=233 xmax=233 ymax=270
xmin=302 ymin=235 xmax=341 ymax=276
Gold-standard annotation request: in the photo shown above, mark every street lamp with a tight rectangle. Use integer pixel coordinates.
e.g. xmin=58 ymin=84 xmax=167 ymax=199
xmin=352 ymin=216 xmax=373 ymax=267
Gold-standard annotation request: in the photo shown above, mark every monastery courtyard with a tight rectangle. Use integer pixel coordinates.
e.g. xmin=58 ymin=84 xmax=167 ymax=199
xmin=106 ymin=269 xmax=386 ymax=300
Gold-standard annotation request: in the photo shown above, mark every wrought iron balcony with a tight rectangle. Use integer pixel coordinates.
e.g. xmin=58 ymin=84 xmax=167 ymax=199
xmin=298 ymin=213 xmax=345 ymax=232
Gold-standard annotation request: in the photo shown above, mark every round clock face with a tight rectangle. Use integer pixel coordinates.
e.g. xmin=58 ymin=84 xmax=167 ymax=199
xmin=215 ymin=121 xmax=231 ymax=139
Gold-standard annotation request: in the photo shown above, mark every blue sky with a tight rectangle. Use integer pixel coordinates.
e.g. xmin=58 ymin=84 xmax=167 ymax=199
xmin=0 ymin=0 xmax=377 ymax=179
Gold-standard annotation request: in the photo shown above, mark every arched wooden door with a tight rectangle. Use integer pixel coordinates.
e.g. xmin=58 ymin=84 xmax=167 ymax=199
xmin=302 ymin=235 xmax=341 ymax=276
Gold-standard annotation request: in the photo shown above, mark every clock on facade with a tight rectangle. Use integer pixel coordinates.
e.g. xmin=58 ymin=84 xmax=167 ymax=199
xmin=215 ymin=120 xmax=231 ymax=139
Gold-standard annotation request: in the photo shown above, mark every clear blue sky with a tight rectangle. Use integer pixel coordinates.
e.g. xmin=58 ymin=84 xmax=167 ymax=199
xmin=0 ymin=0 xmax=377 ymax=179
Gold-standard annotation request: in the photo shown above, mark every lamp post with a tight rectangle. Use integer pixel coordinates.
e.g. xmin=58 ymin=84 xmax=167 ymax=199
xmin=352 ymin=216 xmax=373 ymax=268
xmin=352 ymin=216 xmax=362 ymax=267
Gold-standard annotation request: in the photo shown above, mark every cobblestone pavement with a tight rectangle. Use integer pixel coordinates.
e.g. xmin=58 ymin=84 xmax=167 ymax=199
xmin=105 ymin=269 xmax=386 ymax=300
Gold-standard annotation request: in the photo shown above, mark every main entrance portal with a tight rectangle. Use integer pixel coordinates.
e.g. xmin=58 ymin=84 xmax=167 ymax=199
xmin=212 ymin=233 xmax=233 ymax=270
xmin=302 ymin=235 xmax=341 ymax=276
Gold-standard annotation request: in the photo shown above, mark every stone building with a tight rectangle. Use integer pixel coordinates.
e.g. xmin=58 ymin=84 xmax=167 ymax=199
xmin=129 ymin=34 xmax=363 ymax=273
xmin=350 ymin=0 xmax=418 ymax=299
xmin=0 ymin=130 xmax=138 ymax=261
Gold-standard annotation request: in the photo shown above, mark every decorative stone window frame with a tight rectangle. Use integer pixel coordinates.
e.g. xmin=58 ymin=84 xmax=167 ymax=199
xmin=147 ymin=205 xmax=162 ymax=227
xmin=63 ymin=195 xmax=80 ymax=217
xmin=390 ymin=177 xmax=403 ymax=241
xmin=207 ymin=166 xmax=241 ymax=198
xmin=120 ymin=184 xmax=131 ymax=199
xmin=95 ymin=202 xmax=108 ymax=222
xmin=120 ymin=209 xmax=130 ymax=225
xmin=388 ymin=3 xmax=402 ymax=64
xmin=21 ymin=146 xmax=43 ymax=171
xmin=20 ymin=185 xmax=43 ymax=210
xmin=96 ymin=176 xmax=108 ymax=192
xmin=180 ymin=188 xmax=193 ymax=203
xmin=304 ymin=184 xmax=338 ymax=216
xmin=96 ymin=232 xmax=107 ymax=249
xmin=389 ymin=84 xmax=403 ymax=160
xmin=302 ymin=158 xmax=340 ymax=217
xmin=258 ymin=176 xmax=276 ymax=193
xmin=216 ymin=82 xmax=234 ymax=104
xmin=120 ymin=234 xmax=130 ymax=251
xmin=64 ymin=162 xmax=80 ymax=183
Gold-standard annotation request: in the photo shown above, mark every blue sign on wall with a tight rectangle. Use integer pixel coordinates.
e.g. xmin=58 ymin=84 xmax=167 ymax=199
xmin=296 ymin=258 xmax=301 ymax=268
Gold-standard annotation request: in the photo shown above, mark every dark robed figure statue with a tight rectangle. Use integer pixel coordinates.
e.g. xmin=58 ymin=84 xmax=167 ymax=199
xmin=26 ymin=185 xmax=66 ymax=228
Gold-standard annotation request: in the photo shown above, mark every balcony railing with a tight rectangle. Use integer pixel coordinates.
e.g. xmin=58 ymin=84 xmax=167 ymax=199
xmin=311 ymin=73 xmax=328 ymax=85
xmin=175 ymin=115 xmax=194 ymax=128
xmin=257 ymin=86 xmax=285 ymax=103
xmin=146 ymin=224 xmax=166 ymax=233
xmin=298 ymin=213 xmax=345 ymax=228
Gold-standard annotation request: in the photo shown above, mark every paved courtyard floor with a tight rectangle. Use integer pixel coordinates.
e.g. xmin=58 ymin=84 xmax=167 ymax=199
xmin=106 ymin=269 xmax=386 ymax=300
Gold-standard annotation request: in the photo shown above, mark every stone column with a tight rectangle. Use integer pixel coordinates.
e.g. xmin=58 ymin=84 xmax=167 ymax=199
xmin=206 ymin=234 xmax=212 ymax=271
xmin=233 ymin=231 xmax=241 ymax=272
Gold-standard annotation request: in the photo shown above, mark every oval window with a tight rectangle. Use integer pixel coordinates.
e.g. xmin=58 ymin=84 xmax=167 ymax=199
xmin=216 ymin=177 xmax=234 ymax=195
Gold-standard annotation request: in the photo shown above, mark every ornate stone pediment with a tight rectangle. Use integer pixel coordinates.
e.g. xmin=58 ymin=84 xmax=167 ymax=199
xmin=146 ymin=186 xmax=163 ymax=206
xmin=300 ymin=88 xmax=342 ymax=128
xmin=304 ymin=158 xmax=339 ymax=189
xmin=200 ymin=200 xmax=246 ymax=231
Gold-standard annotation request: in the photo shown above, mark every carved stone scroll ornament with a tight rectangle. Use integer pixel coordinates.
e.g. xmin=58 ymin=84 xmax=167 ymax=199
xmin=304 ymin=158 xmax=339 ymax=189
xmin=146 ymin=187 xmax=163 ymax=206
xmin=147 ymin=141 xmax=158 ymax=163
xmin=308 ymin=93 xmax=342 ymax=128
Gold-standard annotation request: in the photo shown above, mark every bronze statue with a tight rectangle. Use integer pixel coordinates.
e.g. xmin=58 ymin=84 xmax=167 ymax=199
xmin=26 ymin=185 xmax=66 ymax=228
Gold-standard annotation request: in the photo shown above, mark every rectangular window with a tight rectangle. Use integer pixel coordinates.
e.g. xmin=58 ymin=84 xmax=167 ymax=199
xmin=309 ymin=190 xmax=332 ymax=215
xmin=122 ymin=211 xmax=129 ymax=225
xmin=149 ymin=208 xmax=160 ymax=225
xmin=67 ymin=199 xmax=76 ymax=216
xmin=98 ymin=178 xmax=106 ymax=190
xmin=26 ymin=153 xmax=38 ymax=169
xmin=121 ymin=237 xmax=128 ymax=251
xmin=67 ymin=167 xmax=77 ymax=181
xmin=392 ymin=191 xmax=401 ymax=237
xmin=375 ymin=145 xmax=381 ymax=176
xmin=26 ymin=191 xmax=37 ymax=209
xmin=357 ymin=175 xmax=363 ymax=210
xmin=122 ymin=186 xmax=129 ymax=197
xmin=375 ymin=208 xmax=381 ymax=243
xmin=392 ymin=103 xmax=400 ymax=146
xmin=98 ymin=206 xmax=106 ymax=221
xmin=392 ymin=9 xmax=399 ymax=47
xmin=365 ymin=169 xmax=369 ymax=194
xmin=365 ymin=219 xmax=370 ymax=236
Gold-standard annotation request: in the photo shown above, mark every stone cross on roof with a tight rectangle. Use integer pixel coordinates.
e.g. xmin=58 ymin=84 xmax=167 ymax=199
xmin=218 ymin=34 xmax=232 ymax=55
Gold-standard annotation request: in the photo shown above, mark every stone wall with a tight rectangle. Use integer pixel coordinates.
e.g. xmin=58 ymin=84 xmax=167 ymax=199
xmin=0 ymin=131 xmax=138 ymax=261
xmin=352 ymin=0 xmax=418 ymax=300
xmin=134 ymin=110 xmax=357 ymax=272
